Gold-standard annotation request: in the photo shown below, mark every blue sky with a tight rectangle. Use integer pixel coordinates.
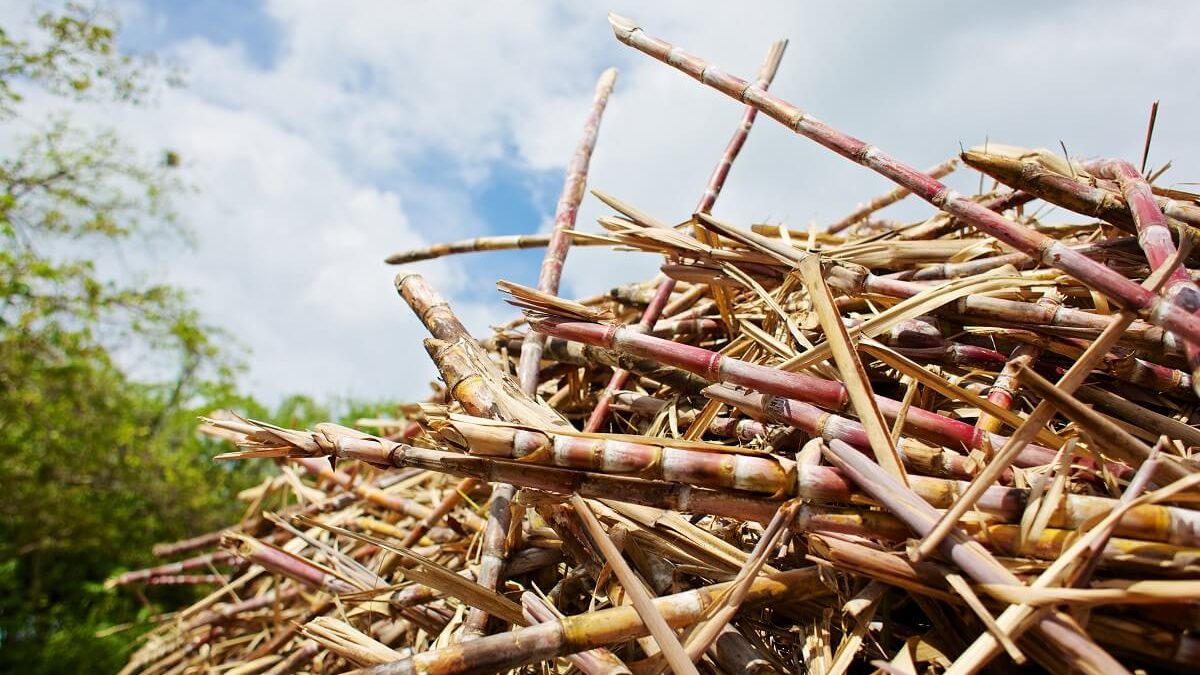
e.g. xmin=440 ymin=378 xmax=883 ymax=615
xmin=123 ymin=0 xmax=282 ymax=68
xmin=5 ymin=1 xmax=1198 ymax=403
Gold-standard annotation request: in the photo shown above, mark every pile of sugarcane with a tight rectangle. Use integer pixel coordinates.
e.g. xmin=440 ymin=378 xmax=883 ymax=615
xmin=112 ymin=13 xmax=1200 ymax=675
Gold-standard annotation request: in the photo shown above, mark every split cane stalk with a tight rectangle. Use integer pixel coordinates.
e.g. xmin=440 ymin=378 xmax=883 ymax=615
xmin=962 ymin=149 xmax=1200 ymax=235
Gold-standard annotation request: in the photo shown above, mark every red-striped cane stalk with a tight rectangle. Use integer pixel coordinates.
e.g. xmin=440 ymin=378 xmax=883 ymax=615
xmin=585 ymin=40 xmax=786 ymax=433
xmin=516 ymin=67 xmax=618 ymax=390
xmin=221 ymin=534 xmax=358 ymax=596
xmin=525 ymin=314 xmax=1065 ymax=468
xmin=1087 ymin=157 xmax=1200 ymax=394
xmin=974 ymin=293 xmax=1060 ymax=434
xmin=106 ymin=550 xmax=236 ymax=588
xmin=607 ymin=13 xmax=1200 ymax=354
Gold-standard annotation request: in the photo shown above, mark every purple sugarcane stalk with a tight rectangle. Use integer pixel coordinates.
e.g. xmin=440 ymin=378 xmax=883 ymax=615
xmin=1087 ymin=157 xmax=1200 ymax=394
xmin=975 ymin=294 xmax=1060 ymax=434
xmin=608 ymin=14 xmax=1200 ymax=354
xmin=583 ymin=40 xmax=786 ymax=433
xmin=532 ymin=316 xmax=1066 ymax=467
xmin=517 ymin=68 xmax=619 ymax=390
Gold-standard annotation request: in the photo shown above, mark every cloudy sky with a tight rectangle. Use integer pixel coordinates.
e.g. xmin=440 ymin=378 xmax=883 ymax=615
xmin=6 ymin=1 xmax=1198 ymax=403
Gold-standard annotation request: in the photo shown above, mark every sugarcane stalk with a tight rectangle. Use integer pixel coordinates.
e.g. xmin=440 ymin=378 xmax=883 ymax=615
xmin=399 ymin=476 xmax=479 ymax=549
xmin=463 ymin=67 xmax=618 ymax=642
xmin=585 ymin=39 xmax=786 ymax=433
xmin=180 ymin=587 xmax=300 ymax=633
xmin=222 ymin=534 xmax=358 ymax=595
xmin=1075 ymin=384 xmax=1200 ymax=448
xmin=301 ymin=420 xmax=1200 ymax=548
xmin=262 ymin=640 xmax=320 ymax=675
xmin=354 ymin=569 xmax=825 ymax=675
xmin=831 ymin=500 xmax=1193 ymax=568
xmin=517 ymin=67 xmax=618 ymax=391
xmin=528 ymin=315 xmax=1064 ymax=467
xmin=1087 ymin=157 xmax=1200 ymax=393
xmin=292 ymin=457 xmax=458 ymax=526
xmin=711 ymin=624 xmax=781 ymax=675
xmin=962 ymin=149 xmax=1200 ymax=235
xmin=914 ymin=248 xmax=1181 ymax=560
xmin=821 ymin=438 xmax=1129 ymax=675
xmin=522 ymin=593 xmax=632 ymax=675
xmin=386 ymin=233 xmax=603 ymax=265
xmin=1046 ymin=336 xmax=1193 ymax=397
xmin=387 ymin=233 xmax=548 ymax=265
xmin=152 ymin=530 xmax=228 ymax=559
xmin=437 ymin=415 xmax=792 ymax=495
xmin=107 ymin=550 xmax=237 ymax=588
xmin=975 ymin=293 xmax=1060 ymax=434
xmin=828 ymin=158 xmax=959 ymax=234
xmin=607 ymin=14 xmax=1200 ymax=353
xmin=139 ymin=574 xmax=224 ymax=586
xmin=909 ymin=250 xmax=1032 ymax=280
xmin=397 ymin=273 xmax=567 ymax=429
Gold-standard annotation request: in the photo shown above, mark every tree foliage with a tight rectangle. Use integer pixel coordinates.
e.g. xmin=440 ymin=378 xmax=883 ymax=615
xmin=0 ymin=5 xmax=334 ymax=673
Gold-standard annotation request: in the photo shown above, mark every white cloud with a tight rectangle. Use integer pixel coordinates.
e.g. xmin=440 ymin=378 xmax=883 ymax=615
xmin=7 ymin=0 xmax=1197 ymax=404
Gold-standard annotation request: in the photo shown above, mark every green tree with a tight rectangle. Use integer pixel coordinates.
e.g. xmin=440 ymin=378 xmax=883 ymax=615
xmin=0 ymin=5 xmax=273 ymax=673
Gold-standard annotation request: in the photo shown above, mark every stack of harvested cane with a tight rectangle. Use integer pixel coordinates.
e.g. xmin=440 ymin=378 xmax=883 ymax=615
xmin=114 ymin=14 xmax=1200 ymax=675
